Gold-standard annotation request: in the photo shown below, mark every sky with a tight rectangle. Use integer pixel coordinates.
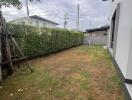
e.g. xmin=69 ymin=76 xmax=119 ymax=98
xmin=2 ymin=0 xmax=110 ymax=31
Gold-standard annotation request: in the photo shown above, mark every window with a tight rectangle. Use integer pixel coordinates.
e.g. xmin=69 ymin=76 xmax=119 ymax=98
xmin=110 ymin=11 xmax=116 ymax=49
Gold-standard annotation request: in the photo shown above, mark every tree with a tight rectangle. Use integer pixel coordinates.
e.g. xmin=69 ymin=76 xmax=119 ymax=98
xmin=0 ymin=0 xmax=40 ymax=83
xmin=0 ymin=0 xmax=40 ymax=8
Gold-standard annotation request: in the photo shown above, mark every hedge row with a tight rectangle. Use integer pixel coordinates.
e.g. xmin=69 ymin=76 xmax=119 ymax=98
xmin=7 ymin=23 xmax=84 ymax=58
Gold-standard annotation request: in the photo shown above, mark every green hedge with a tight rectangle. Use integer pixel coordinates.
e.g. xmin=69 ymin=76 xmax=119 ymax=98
xmin=7 ymin=23 xmax=83 ymax=58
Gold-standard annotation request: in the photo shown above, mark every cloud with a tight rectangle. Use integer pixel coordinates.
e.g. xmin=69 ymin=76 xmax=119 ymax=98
xmin=2 ymin=0 xmax=110 ymax=31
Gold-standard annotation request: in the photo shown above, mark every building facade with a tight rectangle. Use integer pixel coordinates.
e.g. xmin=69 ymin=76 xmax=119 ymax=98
xmin=11 ymin=15 xmax=59 ymax=28
xmin=108 ymin=0 xmax=132 ymax=99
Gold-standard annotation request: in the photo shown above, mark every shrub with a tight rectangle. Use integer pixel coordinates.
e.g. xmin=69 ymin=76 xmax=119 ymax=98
xmin=7 ymin=23 xmax=84 ymax=58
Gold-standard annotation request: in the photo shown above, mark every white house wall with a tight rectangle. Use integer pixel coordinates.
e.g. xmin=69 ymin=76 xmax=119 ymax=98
xmin=108 ymin=0 xmax=132 ymax=98
xmin=115 ymin=0 xmax=132 ymax=77
xmin=13 ymin=17 xmax=57 ymax=29
xmin=108 ymin=0 xmax=132 ymax=77
xmin=30 ymin=18 xmax=57 ymax=28
xmin=44 ymin=21 xmax=56 ymax=28
xmin=109 ymin=2 xmax=117 ymax=20
xmin=126 ymin=28 xmax=132 ymax=80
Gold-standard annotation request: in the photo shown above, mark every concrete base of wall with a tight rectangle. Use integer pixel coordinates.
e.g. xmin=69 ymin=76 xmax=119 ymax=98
xmin=83 ymin=36 xmax=108 ymax=45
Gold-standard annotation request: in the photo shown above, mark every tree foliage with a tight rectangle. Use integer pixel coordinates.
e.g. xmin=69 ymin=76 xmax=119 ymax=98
xmin=0 ymin=0 xmax=22 ymax=8
xmin=0 ymin=0 xmax=40 ymax=8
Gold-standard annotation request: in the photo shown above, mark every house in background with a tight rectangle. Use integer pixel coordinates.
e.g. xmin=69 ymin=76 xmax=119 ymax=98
xmin=10 ymin=15 xmax=59 ymax=28
xmin=83 ymin=26 xmax=109 ymax=45
xmin=86 ymin=26 xmax=109 ymax=36
xmin=107 ymin=0 xmax=132 ymax=99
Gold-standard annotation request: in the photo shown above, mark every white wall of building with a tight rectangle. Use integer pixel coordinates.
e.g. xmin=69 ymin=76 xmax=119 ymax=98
xmin=126 ymin=30 xmax=132 ymax=79
xmin=115 ymin=0 xmax=132 ymax=77
xmin=25 ymin=18 xmax=57 ymax=28
xmin=108 ymin=0 xmax=132 ymax=77
xmin=108 ymin=0 xmax=132 ymax=98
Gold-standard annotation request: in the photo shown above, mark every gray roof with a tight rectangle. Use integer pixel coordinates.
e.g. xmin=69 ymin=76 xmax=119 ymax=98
xmin=30 ymin=15 xmax=59 ymax=25
xmin=86 ymin=25 xmax=110 ymax=33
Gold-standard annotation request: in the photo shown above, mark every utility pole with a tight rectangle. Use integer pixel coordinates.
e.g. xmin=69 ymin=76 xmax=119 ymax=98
xmin=26 ymin=0 xmax=29 ymax=16
xmin=64 ymin=13 xmax=69 ymax=29
xmin=77 ymin=4 xmax=80 ymax=32
xmin=64 ymin=19 xmax=67 ymax=29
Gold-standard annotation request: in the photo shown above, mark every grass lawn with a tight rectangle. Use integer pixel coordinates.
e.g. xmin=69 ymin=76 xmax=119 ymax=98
xmin=0 ymin=45 xmax=124 ymax=100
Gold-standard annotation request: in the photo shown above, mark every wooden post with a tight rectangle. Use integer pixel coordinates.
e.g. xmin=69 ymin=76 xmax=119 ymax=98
xmin=0 ymin=34 xmax=2 ymax=85
xmin=10 ymin=37 xmax=33 ymax=72
xmin=0 ymin=10 xmax=14 ymax=76
xmin=0 ymin=9 xmax=2 ymax=84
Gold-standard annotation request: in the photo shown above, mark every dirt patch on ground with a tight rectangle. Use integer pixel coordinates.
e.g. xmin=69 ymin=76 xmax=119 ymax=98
xmin=0 ymin=45 xmax=124 ymax=100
